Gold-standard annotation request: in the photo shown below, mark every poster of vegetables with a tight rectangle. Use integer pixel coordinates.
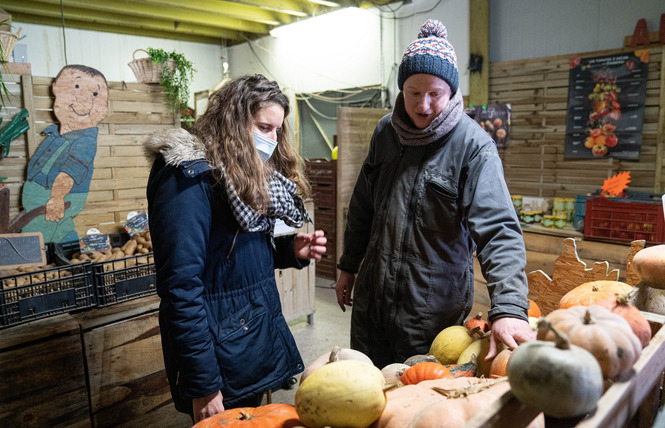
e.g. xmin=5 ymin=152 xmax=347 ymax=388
xmin=564 ymin=51 xmax=649 ymax=159
xmin=466 ymin=103 xmax=511 ymax=148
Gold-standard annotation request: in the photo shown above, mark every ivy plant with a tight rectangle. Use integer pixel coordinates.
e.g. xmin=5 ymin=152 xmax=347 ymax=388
xmin=146 ymin=47 xmax=196 ymax=122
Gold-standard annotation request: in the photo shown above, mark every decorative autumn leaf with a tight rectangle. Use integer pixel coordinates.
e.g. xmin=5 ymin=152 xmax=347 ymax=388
xmin=602 ymin=171 xmax=631 ymax=197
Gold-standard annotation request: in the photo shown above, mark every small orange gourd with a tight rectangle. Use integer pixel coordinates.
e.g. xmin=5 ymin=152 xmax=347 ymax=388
xmin=528 ymin=299 xmax=542 ymax=318
xmin=400 ymin=361 xmax=475 ymax=385
xmin=489 ymin=348 xmax=513 ymax=378
xmin=464 ymin=312 xmax=489 ymax=332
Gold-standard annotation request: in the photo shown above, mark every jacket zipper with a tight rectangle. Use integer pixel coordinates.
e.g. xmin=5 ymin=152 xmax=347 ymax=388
xmin=391 ymin=145 xmax=429 ymax=326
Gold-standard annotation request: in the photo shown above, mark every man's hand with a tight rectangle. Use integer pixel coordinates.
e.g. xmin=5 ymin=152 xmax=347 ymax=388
xmin=335 ymin=270 xmax=355 ymax=312
xmin=193 ymin=390 xmax=224 ymax=424
xmin=45 ymin=172 xmax=74 ymax=222
xmin=485 ymin=317 xmax=536 ymax=360
xmin=293 ymin=230 xmax=327 ymax=260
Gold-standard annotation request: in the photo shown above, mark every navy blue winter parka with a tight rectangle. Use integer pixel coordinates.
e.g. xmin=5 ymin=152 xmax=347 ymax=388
xmin=145 ymin=129 xmax=306 ymax=413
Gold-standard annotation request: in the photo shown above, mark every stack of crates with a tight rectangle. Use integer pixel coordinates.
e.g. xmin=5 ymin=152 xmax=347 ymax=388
xmin=306 ymin=159 xmax=337 ymax=280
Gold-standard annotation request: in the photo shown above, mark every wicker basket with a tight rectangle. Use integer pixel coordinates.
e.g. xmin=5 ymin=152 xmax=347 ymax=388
xmin=0 ymin=29 xmax=19 ymax=62
xmin=127 ymin=48 xmax=175 ymax=84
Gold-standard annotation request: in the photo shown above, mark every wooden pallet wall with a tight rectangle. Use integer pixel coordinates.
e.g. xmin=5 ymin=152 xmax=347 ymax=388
xmin=1 ymin=73 xmax=177 ymax=236
xmin=335 ymin=107 xmax=389 ymax=272
xmin=490 ymin=46 xmax=664 ymax=198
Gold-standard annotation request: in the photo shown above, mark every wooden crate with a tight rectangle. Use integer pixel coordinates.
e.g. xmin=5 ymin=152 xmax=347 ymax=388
xmin=464 ymin=239 xmax=665 ymax=428
xmin=73 ymin=296 xmax=190 ymax=428
xmin=0 ymin=315 xmax=91 ymax=427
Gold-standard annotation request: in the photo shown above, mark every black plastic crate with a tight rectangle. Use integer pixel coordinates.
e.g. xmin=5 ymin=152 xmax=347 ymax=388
xmin=93 ymin=253 xmax=156 ymax=306
xmin=0 ymin=263 xmax=94 ymax=328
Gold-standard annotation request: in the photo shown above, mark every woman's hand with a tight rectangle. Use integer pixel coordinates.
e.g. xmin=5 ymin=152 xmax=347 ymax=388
xmin=294 ymin=230 xmax=327 ymax=260
xmin=193 ymin=390 xmax=224 ymax=424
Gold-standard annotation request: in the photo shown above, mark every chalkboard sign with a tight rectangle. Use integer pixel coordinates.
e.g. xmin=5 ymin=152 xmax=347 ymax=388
xmin=79 ymin=233 xmax=110 ymax=254
xmin=0 ymin=232 xmax=47 ymax=269
xmin=124 ymin=212 xmax=149 ymax=236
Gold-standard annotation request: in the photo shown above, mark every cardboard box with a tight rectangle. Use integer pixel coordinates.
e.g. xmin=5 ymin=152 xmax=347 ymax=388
xmin=0 ymin=8 xmax=11 ymax=32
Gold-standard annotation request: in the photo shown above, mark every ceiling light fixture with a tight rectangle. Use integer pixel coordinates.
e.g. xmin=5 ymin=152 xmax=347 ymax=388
xmin=269 ymin=7 xmax=361 ymax=38
xmin=307 ymin=0 xmax=341 ymax=7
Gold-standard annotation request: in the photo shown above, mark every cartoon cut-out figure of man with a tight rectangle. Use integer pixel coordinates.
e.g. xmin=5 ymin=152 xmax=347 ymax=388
xmin=21 ymin=65 xmax=109 ymax=243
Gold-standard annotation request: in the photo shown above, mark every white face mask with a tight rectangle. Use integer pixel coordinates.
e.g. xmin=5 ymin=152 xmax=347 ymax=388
xmin=253 ymin=131 xmax=278 ymax=162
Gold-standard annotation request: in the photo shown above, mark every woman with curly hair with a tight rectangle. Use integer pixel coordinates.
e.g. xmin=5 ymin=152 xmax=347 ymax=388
xmin=144 ymin=74 xmax=326 ymax=423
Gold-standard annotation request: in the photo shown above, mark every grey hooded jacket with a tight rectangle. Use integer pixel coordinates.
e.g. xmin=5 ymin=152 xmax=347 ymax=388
xmin=338 ymin=113 xmax=529 ymax=367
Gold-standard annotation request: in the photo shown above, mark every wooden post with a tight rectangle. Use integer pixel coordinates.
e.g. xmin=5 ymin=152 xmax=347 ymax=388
xmin=20 ymin=74 xmax=37 ymax=158
xmin=469 ymin=0 xmax=489 ymax=107
xmin=656 ymin=46 xmax=665 ymax=193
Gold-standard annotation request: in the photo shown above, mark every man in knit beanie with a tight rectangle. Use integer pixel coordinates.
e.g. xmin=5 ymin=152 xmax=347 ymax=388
xmin=336 ymin=20 xmax=534 ymax=368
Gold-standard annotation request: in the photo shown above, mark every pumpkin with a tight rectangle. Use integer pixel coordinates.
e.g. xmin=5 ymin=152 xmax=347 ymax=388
xmin=528 ymin=299 xmax=541 ymax=317
xmin=192 ymin=404 xmax=302 ymax=428
xmin=595 ymin=292 xmax=651 ymax=348
xmin=374 ymin=377 xmax=545 ymax=428
xmin=464 ymin=312 xmax=489 ymax=332
xmin=633 ymin=244 xmax=665 ymax=289
xmin=295 ymin=360 xmax=386 ymax=428
xmin=381 ymin=363 xmax=411 ymax=385
xmin=558 ymin=280 xmax=634 ymax=309
xmin=400 ymin=361 xmax=475 ymax=385
xmin=428 ymin=325 xmax=483 ymax=364
xmin=456 ymin=333 xmax=507 ymax=378
xmin=538 ymin=305 xmax=641 ymax=379
xmin=488 ymin=348 xmax=512 ymax=378
xmin=508 ymin=321 xmax=604 ymax=419
xmin=299 ymin=345 xmax=372 ymax=384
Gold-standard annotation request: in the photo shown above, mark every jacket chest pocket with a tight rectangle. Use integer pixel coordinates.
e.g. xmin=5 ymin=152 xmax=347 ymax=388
xmin=416 ymin=173 xmax=461 ymax=236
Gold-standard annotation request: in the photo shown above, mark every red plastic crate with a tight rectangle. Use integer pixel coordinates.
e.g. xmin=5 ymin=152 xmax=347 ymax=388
xmin=584 ymin=197 xmax=664 ymax=244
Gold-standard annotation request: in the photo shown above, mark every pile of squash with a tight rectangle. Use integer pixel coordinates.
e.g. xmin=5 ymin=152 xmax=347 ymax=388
xmin=194 ymin=278 xmax=653 ymax=428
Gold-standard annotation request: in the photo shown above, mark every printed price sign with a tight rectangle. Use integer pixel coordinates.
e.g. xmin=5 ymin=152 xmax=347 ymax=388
xmin=124 ymin=212 xmax=149 ymax=236
xmin=79 ymin=233 xmax=111 ymax=255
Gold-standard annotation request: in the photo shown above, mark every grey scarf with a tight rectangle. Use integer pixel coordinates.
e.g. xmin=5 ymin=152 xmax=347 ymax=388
xmin=391 ymin=90 xmax=464 ymax=146
xmin=221 ymin=163 xmax=311 ymax=239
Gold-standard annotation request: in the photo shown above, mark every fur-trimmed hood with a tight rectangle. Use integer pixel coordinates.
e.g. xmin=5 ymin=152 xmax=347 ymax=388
xmin=143 ymin=128 xmax=208 ymax=166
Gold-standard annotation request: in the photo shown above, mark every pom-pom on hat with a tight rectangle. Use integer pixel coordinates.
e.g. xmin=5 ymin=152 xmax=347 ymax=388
xmin=397 ymin=19 xmax=459 ymax=94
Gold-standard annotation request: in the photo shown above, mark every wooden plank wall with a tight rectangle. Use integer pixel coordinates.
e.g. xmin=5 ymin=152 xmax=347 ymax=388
xmin=335 ymin=107 xmax=389 ymax=273
xmin=1 ymin=74 xmax=177 ymax=236
xmin=490 ymin=46 xmax=664 ymax=197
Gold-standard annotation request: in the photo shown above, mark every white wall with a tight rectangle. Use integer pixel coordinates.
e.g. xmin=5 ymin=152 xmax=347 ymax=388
xmin=11 ymin=22 xmax=224 ymax=108
xmin=227 ymin=0 xmax=470 ymax=105
xmin=490 ymin=0 xmax=664 ymax=62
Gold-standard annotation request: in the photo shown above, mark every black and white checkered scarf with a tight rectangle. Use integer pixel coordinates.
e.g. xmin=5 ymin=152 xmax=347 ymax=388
xmin=221 ymin=164 xmax=311 ymax=243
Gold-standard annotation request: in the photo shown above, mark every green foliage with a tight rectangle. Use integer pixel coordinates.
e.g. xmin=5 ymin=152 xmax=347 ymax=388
xmin=146 ymin=47 xmax=196 ymax=117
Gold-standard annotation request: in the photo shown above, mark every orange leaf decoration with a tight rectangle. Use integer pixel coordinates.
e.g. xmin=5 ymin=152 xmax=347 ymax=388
xmin=601 ymin=171 xmax=630 ymax=197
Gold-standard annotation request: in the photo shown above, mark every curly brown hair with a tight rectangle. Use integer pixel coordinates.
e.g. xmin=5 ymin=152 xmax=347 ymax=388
xmin=192 ymin=74 xmax=310 ymax=212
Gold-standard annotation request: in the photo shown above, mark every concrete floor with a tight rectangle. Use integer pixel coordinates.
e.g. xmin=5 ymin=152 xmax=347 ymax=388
xmin=267 ymin=276 xmax=351 ymax=406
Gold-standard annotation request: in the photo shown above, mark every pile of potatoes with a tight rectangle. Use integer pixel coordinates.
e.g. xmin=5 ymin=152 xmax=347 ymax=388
xmin=0 ymin=263 xmax=73 ymax=290
xmin=71 ymin=230 xmax=152 ymax=264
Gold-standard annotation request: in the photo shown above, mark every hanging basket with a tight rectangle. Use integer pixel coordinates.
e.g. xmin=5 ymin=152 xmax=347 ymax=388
xmin=127 ymin=48 xmax=175 ymax=84
xmin=0 ymin=28 xmax=20 ymax=62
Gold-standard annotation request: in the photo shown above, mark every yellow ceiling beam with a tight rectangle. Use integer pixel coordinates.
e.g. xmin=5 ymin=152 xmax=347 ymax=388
xmin=142 ymin=0 xmax=293 ymax=26
xmin=10 ymin=12 xmax=223 ymax=44
xmin=3 ymin=0 xmax=243 ymax=40
xmin=26 ymin=0 xmax=269 ymax=34
xmin=240 ymin=0 xmax=316 ymax=17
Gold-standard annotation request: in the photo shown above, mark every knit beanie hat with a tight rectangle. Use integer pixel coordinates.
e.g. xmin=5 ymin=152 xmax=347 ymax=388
xmin=397 ymin=19 xmax=459 ymax=94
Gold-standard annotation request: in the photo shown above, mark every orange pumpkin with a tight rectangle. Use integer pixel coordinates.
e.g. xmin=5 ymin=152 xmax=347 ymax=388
xmin=558 ymin=280 xmax=633 ymax=309
xmin=528 ymin=299 xmax=541 ymax=318
xmin=488 ymin=348 xmax=512 ymax=378
xmin=192 ymin=404 xmax=303 ymax=428
xmin=464 ymin=312 xmax=489 ymax=332
xmin=400 ymin=361 xmax=475 ymax=385
xmin=595 ymin=293 xmax=651 ymax=348
xmin=538 ymin=305 xmax=641 ymax=379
